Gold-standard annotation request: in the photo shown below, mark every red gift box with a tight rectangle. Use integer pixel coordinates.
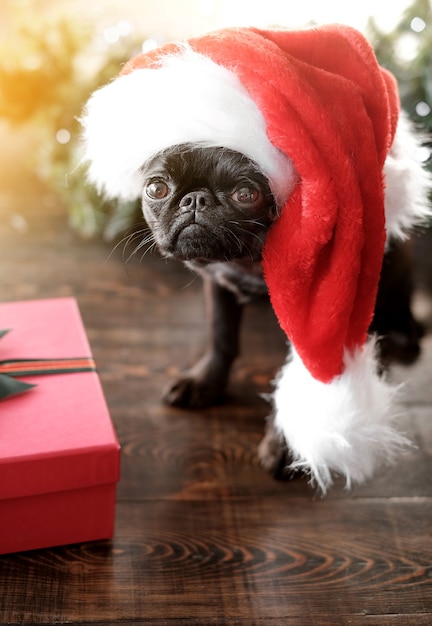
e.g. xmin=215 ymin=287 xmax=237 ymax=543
xmin=0 ymin=298 xmax=120 ymax=554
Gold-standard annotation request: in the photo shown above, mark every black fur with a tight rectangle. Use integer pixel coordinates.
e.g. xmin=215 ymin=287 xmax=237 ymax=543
xmin=140 ymin=143 xmax=423 ymax=476
xmin=141 ymin=144 xmax=275 ymax=264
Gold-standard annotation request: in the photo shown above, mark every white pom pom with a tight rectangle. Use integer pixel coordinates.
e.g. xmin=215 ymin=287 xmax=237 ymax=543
xmin=271 ymin=338 xmax=412 ymax=493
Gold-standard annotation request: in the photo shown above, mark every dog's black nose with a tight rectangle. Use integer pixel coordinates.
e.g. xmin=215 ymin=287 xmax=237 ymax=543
xmin=179 ymin=191 xmax=210 ymax=211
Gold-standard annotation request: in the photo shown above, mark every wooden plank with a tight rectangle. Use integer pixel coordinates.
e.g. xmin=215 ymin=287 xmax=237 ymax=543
xmin=0 ymin=498 xmax=431 ymax=623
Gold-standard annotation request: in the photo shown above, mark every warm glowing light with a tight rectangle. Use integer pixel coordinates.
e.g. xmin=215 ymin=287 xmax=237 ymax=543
xmin=415 ymin=146 xmax=431 ymax=163
xmin=411 ymin=17 xmax=426 ymax=33
xmin=416 ymin=101 xmax=431 ymax=117
xmin=142 ymin=38 xmax=159 ymax=53
xmin=104 ymin=26 xmax=120 ymax=44
xmin=10 ymin=214 xmax=29 ymax=234
xmin=116 ymin=20 xmax=132 ymax=37
xmin=217 ymin=0 xmax=415 ymax=33
xmin=103 ymin=21 xmax=133 ymax=44
xmin=56 ymin=129 xmax=71 ymax=145
xmin=200 ymin=0 xmax=216 ymax=16
xmin=395 ymin=33 xmax=420 ymax=63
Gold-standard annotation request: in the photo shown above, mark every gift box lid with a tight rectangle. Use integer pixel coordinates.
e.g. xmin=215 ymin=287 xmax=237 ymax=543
xmin=0 ymin=298 xmax=120 ymax=501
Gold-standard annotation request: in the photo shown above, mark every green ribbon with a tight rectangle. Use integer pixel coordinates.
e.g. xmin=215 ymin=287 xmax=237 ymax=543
xmin=0 ymin=329 xmax=96 ymax=401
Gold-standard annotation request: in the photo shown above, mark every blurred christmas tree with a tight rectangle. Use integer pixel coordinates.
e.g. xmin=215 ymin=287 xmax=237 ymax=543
xmin=368 ymin=0 xmax=432 ymax=170
xmin=1 ymin=1 xmax=430 ymax=240
xmin=0 ymin=5 xmax=145 ymax=238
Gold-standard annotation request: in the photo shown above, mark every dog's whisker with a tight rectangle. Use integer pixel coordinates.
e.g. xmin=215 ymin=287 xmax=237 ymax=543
xmin=121 ymin=229 xmax=149 ymax=252
xmin=228 ymin=218 xmax=264 ymax=227
xmin=106 ymin=229 xmax=140 ymax=259
xmin=106 ymin=230 xmax=144 ymax=263
xmin=132 ymin=233 xmax=156 ymax=252
xmin=220 ymin=225 xmax=244 ymax=255
xmin=181 ymin=272 xmax=200 ymax=290
xmin=138 ymin=239 xmax=159 ymax=263
xmin=122 ymin=232 xmax=156 ymax=265
xmin=123 ymin=234 xmax=152 ymax=260
xmin=237 ymin=227 xmax=265 ymax=246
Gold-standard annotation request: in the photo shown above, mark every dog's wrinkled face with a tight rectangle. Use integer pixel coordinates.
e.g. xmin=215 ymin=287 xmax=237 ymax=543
xmin=140 ymin=144 xmax=276 ymax=263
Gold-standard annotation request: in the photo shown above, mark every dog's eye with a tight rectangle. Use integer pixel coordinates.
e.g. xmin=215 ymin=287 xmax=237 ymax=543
xmin=145 ymin=180 xmax=169 ymax=200
xmin=233 ymin=187 xmax=261 ymax=205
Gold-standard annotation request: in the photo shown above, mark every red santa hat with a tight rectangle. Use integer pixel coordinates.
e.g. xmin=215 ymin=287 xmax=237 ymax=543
xmin=81 ymin=25 xmax=431 ymax=492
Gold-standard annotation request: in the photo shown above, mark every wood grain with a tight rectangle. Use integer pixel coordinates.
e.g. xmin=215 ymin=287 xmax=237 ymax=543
xmin=0 ymin=147 xmax=431 ymax=625
xmin=1 ymin=499 xmax=431 ymax=623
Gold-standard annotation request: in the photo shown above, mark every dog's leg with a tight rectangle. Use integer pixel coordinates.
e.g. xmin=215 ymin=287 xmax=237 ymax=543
xmin=371 ymin=238 xmax=424 ymax=366
xmin=163 ymin=274 xmax=243 ymax=408
xmin=257 ymin=414 xmax=289 ymax=478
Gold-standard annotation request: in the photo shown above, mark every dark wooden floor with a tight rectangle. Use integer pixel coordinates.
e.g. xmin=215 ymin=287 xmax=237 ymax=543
xmin=0 ymin=131 xmax=432 ymax=624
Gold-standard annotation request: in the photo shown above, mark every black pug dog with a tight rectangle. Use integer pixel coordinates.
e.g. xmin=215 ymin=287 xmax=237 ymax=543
xmin=140 ymin=142 xmax=424 ymax=475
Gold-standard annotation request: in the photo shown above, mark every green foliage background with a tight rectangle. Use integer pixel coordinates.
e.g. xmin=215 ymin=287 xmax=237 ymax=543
xmin=0 ymin=7 xmax=142 ymax=239
xmin=0 ymin=0 xmax=430 ymax=240
xmin=368 ymin=0 xmax=432 ymax=157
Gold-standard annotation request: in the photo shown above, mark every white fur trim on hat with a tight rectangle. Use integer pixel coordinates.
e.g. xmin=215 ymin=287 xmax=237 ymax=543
xmin=384 ymin=113 xmax=432 ymax=240
xmin=271 ymin=338 xmax=412 ymax=493
xmin=80 ymin=46 xmax=297 ymax=205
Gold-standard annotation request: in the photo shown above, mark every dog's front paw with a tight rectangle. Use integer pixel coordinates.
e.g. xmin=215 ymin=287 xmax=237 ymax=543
xmin=258 ymin=428 xmax=288 ymax=477
xmin=163 ymin=351 xmax=231 ymax=408
xmin=258 ymin=416 xmax=306 ymax=481
xmin=163 ymin=373 xmax=224 ymax=409
xmin=258 ymin=428 xmax=305 ymax=482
